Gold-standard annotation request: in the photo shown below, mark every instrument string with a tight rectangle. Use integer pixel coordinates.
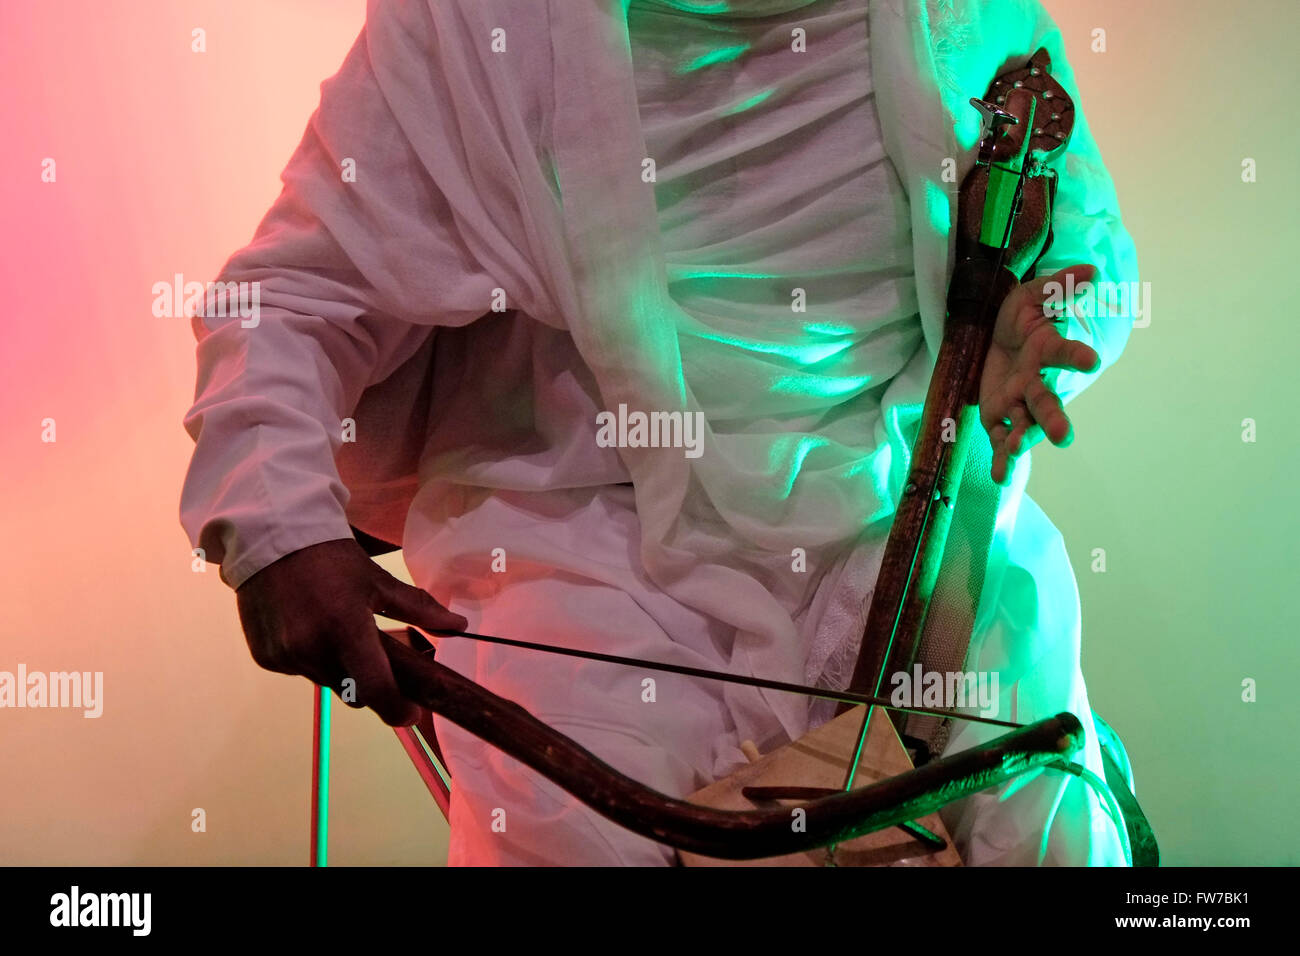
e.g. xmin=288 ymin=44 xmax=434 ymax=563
xmin=417 ymin=626 xmax=1024 ymax=731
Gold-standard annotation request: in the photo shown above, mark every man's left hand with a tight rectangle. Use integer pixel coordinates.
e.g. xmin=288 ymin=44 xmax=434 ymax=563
xmin=979 ymin=263 xmax=1101 ymax=486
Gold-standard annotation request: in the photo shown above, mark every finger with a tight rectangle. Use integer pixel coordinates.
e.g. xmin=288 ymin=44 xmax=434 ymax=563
xmin=1005 ymin=405 xmax=1032 ymax=457
xmin=991 ymin=444 xmax=1009 ymax=486
xmin=273 ymin=642 xmax=357 ymax=704
xmin=333 ymin=619 xmax=423 ymax=727
xmin=1016 ymin=265 xmax=1093 ymax=333
xmin=1015 ymin=421 xmax=1047 ymax=456
xmin=981 ymin=387 xmax=1016 ymax=437
xmin=992 ymin=440 xmax=1024 ymax=487
xmin=235 ymin=594 xmax=300 ymax=676
xmin=376 ymin=577 xmax=469 ymax=635
xmin=1021 ymin=263 xmax=1098 ymax=306
xmin=1038 ymin=333 xmax=1100 ymax=374
xmin=1026 ymin=377 xmax=1072 ymax=446
xmin=991 ymin=406 xmax=1031 ymax=486
xmin=384 ymin=625 xmax=437 ymax=654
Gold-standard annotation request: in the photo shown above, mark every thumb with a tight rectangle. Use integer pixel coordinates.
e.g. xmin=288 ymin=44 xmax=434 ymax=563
xmin=375 ymin=575 xmax=469 ymax=634
xmin=1022 ymin=263 xmax=1098 ymax=311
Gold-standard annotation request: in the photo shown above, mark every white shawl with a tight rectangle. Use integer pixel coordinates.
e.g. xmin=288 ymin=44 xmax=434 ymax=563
xmin=183 ymin=0 xmax=1137 ymax=737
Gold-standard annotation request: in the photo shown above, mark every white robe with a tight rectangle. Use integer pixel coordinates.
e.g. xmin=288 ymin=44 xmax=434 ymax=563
xmin=181 ymin=0 xmax=1140 ymax=865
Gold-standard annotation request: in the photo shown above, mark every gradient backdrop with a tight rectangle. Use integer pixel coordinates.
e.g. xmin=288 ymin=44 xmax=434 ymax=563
xmin=0 ymin=0 xmax=1295 ymax=866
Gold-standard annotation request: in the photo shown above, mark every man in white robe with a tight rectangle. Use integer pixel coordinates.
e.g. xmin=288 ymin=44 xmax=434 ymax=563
xmin=182 ymin=0 xmax=1140 ymax=865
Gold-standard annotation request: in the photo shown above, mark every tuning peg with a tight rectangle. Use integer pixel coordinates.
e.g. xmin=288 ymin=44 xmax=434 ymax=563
xmin=970 ymin=97 xmax=1018 ymax=140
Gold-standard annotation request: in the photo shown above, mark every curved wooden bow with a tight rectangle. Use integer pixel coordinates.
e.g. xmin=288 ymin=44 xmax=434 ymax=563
xmin=380 ymin=630 xmax=1082 ymax=860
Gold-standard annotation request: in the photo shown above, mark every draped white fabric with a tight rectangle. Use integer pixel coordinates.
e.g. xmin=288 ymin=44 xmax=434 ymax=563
xmin=181 ymin=0 xmax=1139 ymax=864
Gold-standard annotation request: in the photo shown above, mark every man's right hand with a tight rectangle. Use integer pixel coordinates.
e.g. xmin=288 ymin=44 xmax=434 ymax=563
xmin=234 ymin=538 xmax=468 ymax=727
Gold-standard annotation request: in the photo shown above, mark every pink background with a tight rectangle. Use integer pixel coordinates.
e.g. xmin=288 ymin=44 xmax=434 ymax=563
xmin=1 ymin=0 xmax=1294 ymax=864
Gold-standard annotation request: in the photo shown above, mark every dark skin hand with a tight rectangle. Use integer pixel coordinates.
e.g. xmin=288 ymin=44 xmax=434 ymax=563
xmin=235 ymin=537 xmax=468 ymax=727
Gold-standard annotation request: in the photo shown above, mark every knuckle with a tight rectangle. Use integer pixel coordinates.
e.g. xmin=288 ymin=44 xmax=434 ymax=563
xmin=248 ymin=640 xmax=284 ymax=672
xmin=368 ymin=574 xmax=395 ymax=607
xmin=252 ymin=635 xmax=305 ymax=676
xmin=281 ymin=622 xmax=326 ymax=662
